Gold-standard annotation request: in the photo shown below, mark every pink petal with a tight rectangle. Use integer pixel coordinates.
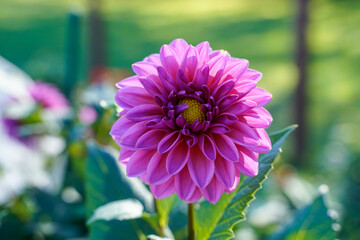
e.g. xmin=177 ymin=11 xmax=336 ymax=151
xmin=139 ymin=77 xmax=165 ymax=96
xmin=175 ymin=167 xmax=196 ymax=201
xmin=132 ymin=61 xmax=159 ymax=82
xmin=200 ymin=177 xmax=225 ymax=204
xmin=176 ymin=69 xmax=190 ymax=89
xmin=240 ymin=115 xmax=269 ymax=128
xmin=208 ymin=54 xmax=228 ymax=86
xmin=209 ymin=50 xmax=223 ymax=58
xmin=233 ymin=80 xmax=257 ymax=99
xmin=243 ymin=87 xmax=272 ymax=107
xmin=240 ymin=108 xmax=272 ymax=128
xmin=193 ymin=64 xmax=209 ymax=87
xmin=215 ymin=155 xmax=236 ymax=188
xmin=186 ymin=187 xmax=202 ymax=203
xmin=115 ymin=86 xmax=154 ymax=109
xmin=209 ymin=123 xmax=230 ymax=134
xmin=112 ymin=136 xmax=122 ymax=146
xmin=126 ymin=104 xmax=163 ymax=121
xmin=153 ymin=94 xmax=168 ymax=107
xmin=252 ymin=107 xmax=273 ymax=124
xmin=158 ymin=131 xmax=181 ymax=153
xmin=186 ymin=135 xmax=199 ymax=147
xmin=225 ymin=170 xmax=240 ymax=193
xmin=147 ymin=152 xmax=171 ymax=185
xmin=118 ymin=109 xmax=128 ymax=115
xmin=140 ymin=172 xmax=149 ymax=184
xmin=136 ymin=129 xmax=167 ymax=150
xmin=160 ymin=45 xmax=180 ymax=79
xmin=249 ymin=128 xmax=272 ymax=153
xmin=213 ymin=133 xmax=239 ymax=162
xmin=110 ymin=117 xmax=135 ymax=138
xmin=225 ymin=100 xmax=257 ymax=115
xmin=215 ymin=113 xmax=238 ymax=125
xmin=120 ymin=121 xmax=149 ymax=150
xmin=239 ymin=68 xmax=262 ymax=82
xmin=169 ymin=39 xmax=189 ymax=56
xmin=119 ymin=157 xmax=130 ymax=165
xmin=150 ymin=177 xmax=175 ymax=199
xmin=116 ymin=76 xmax=142 ymax=88
xmin=166 ymin=139 xmax=190 ymax=174
xmin=227 ymin=121 xmax=259 ymax=147
xmin=217 ymin=94 xmax=238 ymax=109
xmin=157 ymin=66 xmax=177 ymax=92
xmin=143 ymin=53 xmax=161 ymax=65
xmin=221 ymin=59 xmax=249 ymax=82
xmin=187 ymin=146 xmax=214 ymax=188
xmin=234 ymin=146 xmax=259 ymax=176
xmin=146 ymin=118 xmax=169 ymax=130
xmin=195 ymin=41 xmax=210 ymax=66
xmin=127 ymin=150 xmax=156 ymax=177
xmin=212 ymin=80 xmax=235 ymax=100
xmin=180 ymin=45 xmax=198 ymax=81
xmin=199 ymin=133 xmax=216 ymax=161
xmin=243 ymin=107 xmax=273 ymax=128
xmin=119 ymin=147 xmax=134 ymax=161
xmin=175 ymin=104 xmax=189 ymax=115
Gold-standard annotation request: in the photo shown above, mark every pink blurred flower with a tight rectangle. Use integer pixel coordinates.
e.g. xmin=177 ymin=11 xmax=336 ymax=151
xmin=110 ymin=39 xmax=272 ymax=204
xmin=29 ymin=81 xmax=69 ymax=110
xmin=78 ymin=106 xmax=97 ymax=125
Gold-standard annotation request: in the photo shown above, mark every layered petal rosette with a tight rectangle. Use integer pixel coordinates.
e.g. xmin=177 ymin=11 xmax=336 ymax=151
xmin=110 ymin=39 xmax=272 ymax=204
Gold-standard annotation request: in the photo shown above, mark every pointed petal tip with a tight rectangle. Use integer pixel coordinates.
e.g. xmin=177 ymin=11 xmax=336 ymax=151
xmin=188 ymin=146 xmax=215 ymax=188
xmin=166 ymin=139 xmax=190 ymax=175
xmin=147 ymin=152 xmax=172 ymax=185
xmin=158 ymin=131 xmax=181 ymax=154
xmin=150 ymin=178 xmax=175 ymax=199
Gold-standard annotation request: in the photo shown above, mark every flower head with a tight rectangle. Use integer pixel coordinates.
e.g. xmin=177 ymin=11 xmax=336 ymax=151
xmin=29 ymin=81 xmax=69 ymax=111
xmin=78 ymin=105 xmax=97 ymax=125
xmin=1 ymin=81 xmax=69 ymax=144
xmin=110 ymin=39 xmax=272 ymax=204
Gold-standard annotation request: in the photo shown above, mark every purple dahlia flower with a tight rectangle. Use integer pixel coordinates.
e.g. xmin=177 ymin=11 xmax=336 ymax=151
xmin=110 ymin=39 xmax=272 ymax=204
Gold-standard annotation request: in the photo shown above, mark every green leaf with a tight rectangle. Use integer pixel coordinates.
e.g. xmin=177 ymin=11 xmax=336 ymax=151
xmin=86 ymin=142 xmax=156 ymax=240
xmin=87 ymin=199 xmax=144 ymax=224
xmin=340 ymin=158 xmax=360 ymax=239
xmin=194 ymin=125 xmax=297 ymax=240
xmin=155 ymin=195 xmax=178 ymax=228
xmin=86 ymin=142 xmax=154 ymax=214
xmin=268 ymin=194 xmax=336 ymax=240
xmin=0 ymin=209 xmax=8 ymax=221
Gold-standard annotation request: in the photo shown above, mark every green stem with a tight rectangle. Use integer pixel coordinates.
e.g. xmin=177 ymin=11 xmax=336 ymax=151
xmin=188 ymin=203 xmax=195 ymax=240
xmin=154 ymin=198 xmax=165 ymax=237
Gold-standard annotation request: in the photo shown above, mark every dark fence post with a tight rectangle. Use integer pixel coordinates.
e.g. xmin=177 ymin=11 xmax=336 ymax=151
xmin=64 ymin=12 xmax=81 ymax=97
xmin=88 ymin=0 xmax=106 ymax=83
xmin=295 ymin=0 xmax=309 ymax=166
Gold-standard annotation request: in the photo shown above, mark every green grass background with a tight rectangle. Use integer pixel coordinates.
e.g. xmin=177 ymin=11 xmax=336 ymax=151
xmin=0 ymin=0 xmax=359 ymax=176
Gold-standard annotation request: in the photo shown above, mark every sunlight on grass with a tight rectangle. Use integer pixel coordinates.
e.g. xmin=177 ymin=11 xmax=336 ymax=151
xmin=105 ymin=0 xmax=291 ymax=20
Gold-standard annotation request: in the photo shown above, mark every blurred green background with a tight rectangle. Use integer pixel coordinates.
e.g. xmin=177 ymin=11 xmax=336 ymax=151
xmin=1 ymin=0 xmax=360 ymax=239
xmin=1 ymin=0 xmax=359 ymax=151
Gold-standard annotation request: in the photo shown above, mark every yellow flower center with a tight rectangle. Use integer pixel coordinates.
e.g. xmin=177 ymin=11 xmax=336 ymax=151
xmin=178 ymin=98 xmax=205 ymax=124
